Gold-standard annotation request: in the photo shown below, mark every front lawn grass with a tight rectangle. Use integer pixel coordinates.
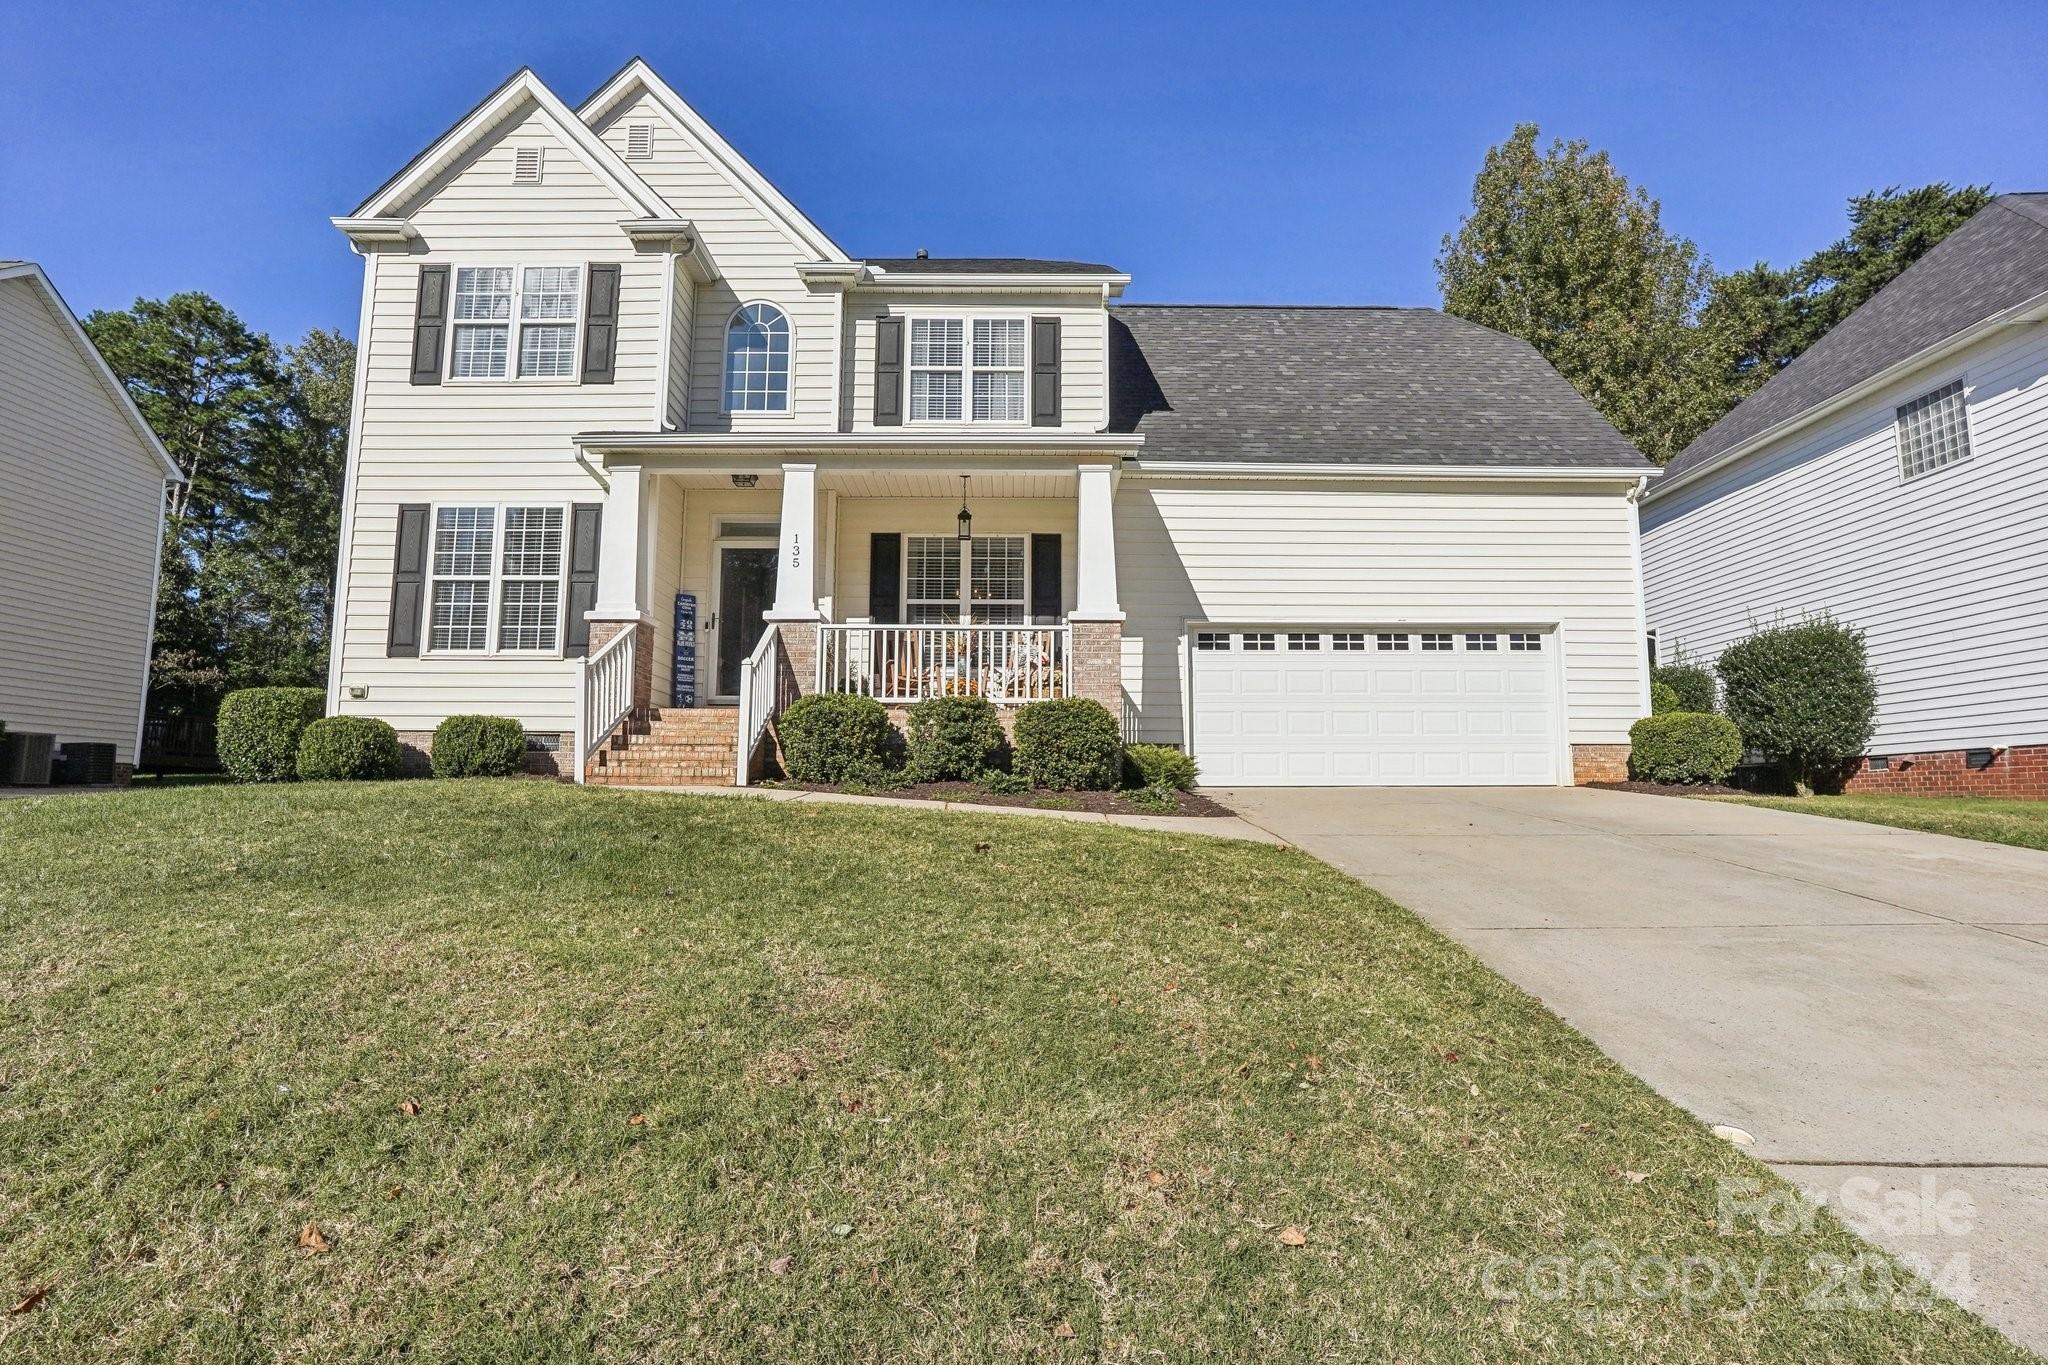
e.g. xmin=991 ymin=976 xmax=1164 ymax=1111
xmin=1703 ymin=792 xmax=2048 ymax=852
xmin=0 ymin=781 xmax=2026 ymax=1361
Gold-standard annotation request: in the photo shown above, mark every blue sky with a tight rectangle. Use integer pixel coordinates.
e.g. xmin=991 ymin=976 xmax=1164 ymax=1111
xmin=4 ymin=0 xmax=2044 ymax=344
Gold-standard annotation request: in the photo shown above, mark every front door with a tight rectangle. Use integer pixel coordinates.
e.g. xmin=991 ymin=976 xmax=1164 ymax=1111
xmin=716 ymin=546 xmax=779 ymax=698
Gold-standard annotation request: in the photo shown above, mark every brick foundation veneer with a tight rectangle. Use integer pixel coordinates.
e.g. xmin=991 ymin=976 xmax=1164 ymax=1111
xmin=394 ymin=731 xmax=570 ymax=778
xmin=774 ymin=620 xmax=819 ymax=697
xmin=1571 ymin=744 xmax=1630 ymax=784
xmin=1068 ymin=618 xmax=1124 ymax=714
xmin=1844 ymin=743 xmax=2048 ymax=799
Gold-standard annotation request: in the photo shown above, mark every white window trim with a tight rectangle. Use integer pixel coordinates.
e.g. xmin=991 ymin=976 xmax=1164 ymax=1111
xmin=902 ymin=533 xmax=1031 ymax=624
xmin=423 ymin=501 xmax=572 ymax=658
xmin=443 ymin=261 xmax=590 ymax=386
xmin=903 ymin=310 xmax=1036 ymax=428
xmin=1893 ymin=373 xmax=1973 ymax=483
xmin=719 ymin=300 xmax=796 ymax=418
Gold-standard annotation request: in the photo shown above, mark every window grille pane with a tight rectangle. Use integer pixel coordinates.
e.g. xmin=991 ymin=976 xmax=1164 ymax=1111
xmin=1421 ymin=632 xmax=1453 ymax=651
xmin=907 ymin=603 xmax=960 ymax=625
xmin=972 ymin=318 xmax=1026 ymax=368
xmin=497 ymin=580 xmax=560 ymax=651
xmin=1241 ymin=632 xmax=1275 ymax=651
xmin=432 ymin=507 xmax=495 ymax=576
xmin=1196 ymin=631 xmax=1230 ymax=650
xmin=909 ymin=318 xmax=963 ymax=367
xmin=724 ymin=304 xmax=791 ymax=412
xmin=971 ymin=536 xmax=1026 ymax=616
xmin=519 ymin=266 xmax=579 ymax=320
xmin=972 ymin=371 xmax=1026 ymax=421
xmin=1287 ymin=632 xmax=1320 ymax=650
xmin=501 ymin=506 xmax=564 ymax=576
xmin=1465 ymin=633 xmax=1498 ymax=651
xmin=1509 ymin=632 xmax=1542 ymax=651
xmin=450 ymin=326 xmax=508 ymax=378
xmin=430 ymin=579 xmax=490 ymax=651
xmin=905 ymin=536 xmax=961 ymax=607
xmin=1377 ymin=633 xmax=1409 ymax=651
xmin=518 ymin=324 xmax=577 ymax=378
xmin=909 ymin=370 xmax=963 ymax=421
xmin=1895 ymin=380 xmax=1971 ymax=480
xmin=453 ymin=267 xmax=513 ymax=321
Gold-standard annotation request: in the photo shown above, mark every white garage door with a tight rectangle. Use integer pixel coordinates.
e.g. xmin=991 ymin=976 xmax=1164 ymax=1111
xmin=1190 ymin=627 xmax=1561 ymax=787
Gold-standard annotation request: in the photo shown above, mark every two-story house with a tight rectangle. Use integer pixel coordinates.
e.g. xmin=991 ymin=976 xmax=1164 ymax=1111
xmin=1643 ymin=194 xmax=2048 ymax=797
xmin=329 ymin=59 xmax=1654 ymax=787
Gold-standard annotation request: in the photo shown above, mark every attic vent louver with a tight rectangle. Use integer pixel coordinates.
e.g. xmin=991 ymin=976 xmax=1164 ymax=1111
xmin=625 ymin=123 xmax=653 ymax=160
xmin=513 ymin=147 xmax=543 ymax=183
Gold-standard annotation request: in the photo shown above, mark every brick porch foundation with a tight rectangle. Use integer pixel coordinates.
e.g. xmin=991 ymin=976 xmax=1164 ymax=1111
xmin=1068 ymin=618 xmax=1123 ymax=714
xmin=1571 ymin=744 xmax=1630 ymax=784
xmin=395 ymin=731 xmax=571 ymax=778
xmin=1843 ymin=743 xmax=2048 ymax=800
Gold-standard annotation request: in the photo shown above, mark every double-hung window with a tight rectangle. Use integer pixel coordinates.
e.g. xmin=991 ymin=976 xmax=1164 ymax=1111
xmin=449 ymin=265 xmax=581 ymax=380
xmin=427 ymin=505 xmax=567 ymax=654
xmin=904 ymin=534 xmax=1027 ymax=623
xmin=908 ymin=317 xmax=1028 ymax=422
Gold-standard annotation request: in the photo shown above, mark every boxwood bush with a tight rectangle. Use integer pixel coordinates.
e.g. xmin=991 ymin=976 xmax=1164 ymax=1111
xmin=217 ymin=687 xmax=325 ymax=783
xmin=1652 ymin=663 xmax=1718 ymax=714
xmin=904 ymin=695 xmax=1004 ymax=782
xmin=1012 ymin=698 xmax=1121 ymax=791
xmin=1124 ymin=743 xmax=1198 ymax=792
xmin=778 ymin=693 xmax=894 ymax=784
xmin=1715 ymin=617 xmax=1877 ymax=794
xmin=1628 ymin=712 xmax=1744 ymax=785
xmin=1650 ymin=681 xmax=1681 ymax=715
xmin=296 ymin=716 xmax=403 ymax=781
xmin=432 ymin=715 xmax=527 ymax=778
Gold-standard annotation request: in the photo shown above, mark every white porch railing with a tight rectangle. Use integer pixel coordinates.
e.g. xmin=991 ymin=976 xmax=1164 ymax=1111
xmin=817 ymin=624 xmax=1071 ymax=705
xmin=573 ymin=625 xmax=636 ymax=784
xmin=734 ymin=625 xmax=792 ymax=787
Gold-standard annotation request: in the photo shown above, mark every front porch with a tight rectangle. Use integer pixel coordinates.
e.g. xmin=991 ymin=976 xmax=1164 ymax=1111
xmin=572 ymin=453 xmax=1129 ymax=782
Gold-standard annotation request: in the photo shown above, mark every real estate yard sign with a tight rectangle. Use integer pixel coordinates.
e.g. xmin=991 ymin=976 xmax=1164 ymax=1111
xmin=674 ymin=593 xmax=697 ymax=708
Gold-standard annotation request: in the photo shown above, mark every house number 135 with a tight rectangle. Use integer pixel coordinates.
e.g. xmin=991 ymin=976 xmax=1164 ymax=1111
xmin=788 ymin=532 xmax=801 ymax=568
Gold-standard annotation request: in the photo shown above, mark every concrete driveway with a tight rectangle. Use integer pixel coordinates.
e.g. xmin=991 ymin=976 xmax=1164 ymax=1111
xmin=1221 ymin=785 xmax=2048 ymax=1353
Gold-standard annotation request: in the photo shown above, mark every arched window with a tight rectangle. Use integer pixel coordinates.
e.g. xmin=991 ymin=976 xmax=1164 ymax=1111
xmin=724 ymin=303 xmax=791 ymax=412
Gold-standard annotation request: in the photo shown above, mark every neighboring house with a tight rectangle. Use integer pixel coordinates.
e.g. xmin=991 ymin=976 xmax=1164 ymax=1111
xmin=328 ymin=59 xmax=1654 ymax=788
xmin=1643 ymin=193 xmax=2048 ymax=798
xmin=0 ymin=261 xmax=180 ymax=781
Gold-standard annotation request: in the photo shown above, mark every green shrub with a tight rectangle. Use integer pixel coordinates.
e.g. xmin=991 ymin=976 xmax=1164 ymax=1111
xmin=1650 ymin=681 xmax=1681 ymax=715
xmin=431 ymin=715 xmax=527 ymax=778
xmin=216 ymin=688 xmax=326 ymax=783
xmin=777 ymin=693 xmax=894 ymax=784
xmin=904 ymin=695 xmax=1004 ymax=782
xmin=1715 ymin=617 xmax=1877 ymax=794
xmin=1652 ymin=664 xmax=1718 ymax=714
xmin=1124 ymin=784 xmax=1181 ymax=815
xmin=980 ymin=770 xmax=1030 ymax=796
xmin=296 ymin=716 xmax=402 ymax=781
xmin=1012 ymin=698 xmax=1121 ymax=791
xmin=1628 ymin=712 xmax=1744 ymax=785
xmin=1124 ymin=743 xmax=1198 ymax=791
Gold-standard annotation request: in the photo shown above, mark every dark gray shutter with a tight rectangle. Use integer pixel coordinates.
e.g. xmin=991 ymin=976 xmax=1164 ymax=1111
xmin=1031 ymin=316 xmax=1061 ymax=426
xmin=1030 ymin=533 xmax=1062 ymax=624
xmin=387 ymin=504 xmax=430 ymax=656
xmin=564 ymin=503 xmax=602 ymax=654
xmin=409 ymin=266 xmax=449 ymax=386
xmin=873 ymin=315 xmax=904 ymax=426
xmin=868 ymin=533 xmax=901 ymax=623
xmin=581 ymin=263 xmax=620 ymax=384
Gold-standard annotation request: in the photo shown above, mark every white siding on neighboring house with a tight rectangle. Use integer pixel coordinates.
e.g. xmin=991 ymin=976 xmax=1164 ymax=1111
xmin=0 ymin=274 xmax=169 ymax=763
xmin=1642 ymin=320 xmax=2048 ymax=754
xmin=1117 ymin=478 xmax=1649 ymax=747
xmin=332 ymin=100 xmax=663 ymax=735
xmin=590 ymin=92 xmax=840 ymax=430
xmin=840 ymin=295 xmax=1109 ymax=434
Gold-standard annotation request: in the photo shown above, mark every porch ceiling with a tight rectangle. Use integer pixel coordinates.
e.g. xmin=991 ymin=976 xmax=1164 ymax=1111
xmin=822 ymin=471 xmax=1075 ymax=498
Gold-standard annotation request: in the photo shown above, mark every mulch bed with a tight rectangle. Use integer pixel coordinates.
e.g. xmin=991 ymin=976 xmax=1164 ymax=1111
xmin=769 ymin=779 xmax=1234 ymax=817
xmin=1587 ymin=780 xmax=1752 ymax=798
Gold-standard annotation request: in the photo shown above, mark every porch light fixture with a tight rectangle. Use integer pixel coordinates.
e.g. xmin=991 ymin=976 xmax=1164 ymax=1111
xmin=957 ymin=475 xmax=972 ymax=542
xmin=730 ymin=473 xmax=758 ymax=489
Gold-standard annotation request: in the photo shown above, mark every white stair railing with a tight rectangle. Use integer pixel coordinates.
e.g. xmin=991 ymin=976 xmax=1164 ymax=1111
xmin=573 ymin=626 xmax=637 ymax=784
xmin=817 ymin=624 xmax=1071 ymax=705
xmin=734 ymin=625 xmax=788 ymax=787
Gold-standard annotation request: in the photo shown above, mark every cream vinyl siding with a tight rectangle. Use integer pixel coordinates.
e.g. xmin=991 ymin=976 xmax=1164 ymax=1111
xmin=666 ymin=262 xmax=695 ymax=429
xmin=590 ymin=93 xmax=838 ymax=429
xmin=832 ymin=498 xmax=1079 ymax=620
xmin=333 ymin=104 xmax=662 ymax=734
xmin=1642 ymin=320 xmax=2048 ymax=753
xmin=1118 ymin=478 xmax=1649 ymax=747
xmin=842 ymin=295 xmax=1108 ymax=434
xmin=0 ymin=277 xmax=166 ymax=762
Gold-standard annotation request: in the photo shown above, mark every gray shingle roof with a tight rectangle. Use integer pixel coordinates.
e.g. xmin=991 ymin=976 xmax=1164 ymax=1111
xmin=1107 ymin=305 xmax=1651 ymax=470
xmin=867 ymin=257 xmax=1121 ymax=275
xmin=1664 ymin=192 xmax=2048 ymax=483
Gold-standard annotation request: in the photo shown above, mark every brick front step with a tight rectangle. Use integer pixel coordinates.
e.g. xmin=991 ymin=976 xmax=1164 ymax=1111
xmin=588 ymin=706 xmax=742 ymax=784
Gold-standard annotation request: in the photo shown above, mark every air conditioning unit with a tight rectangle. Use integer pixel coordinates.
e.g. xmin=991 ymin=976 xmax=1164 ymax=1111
xmin=2 ymin=731 xmax=57 ymax=785
xmin=55 ymin=742 xmax=116 ymax=785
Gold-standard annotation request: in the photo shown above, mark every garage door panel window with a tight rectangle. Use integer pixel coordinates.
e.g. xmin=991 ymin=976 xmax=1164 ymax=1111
xmin=1332 ymin=632 xmax=1366 ymax=651
xmin=1242 ymin=633 xmax=1275 ymax=651
xmin=1287 ymin=632 xmax=1320 ymax=650
xmin=1421 ymin=633 xmax=1453 ymax=651
xmin=1195 ymin=631 xmax=1230 ymax=651
xmin=1377 ymin=633 xmax=1409 ymax=651
xmin=1465 ymin=633 xmax=1498 ymax=651
xmin=1509 ymin=632 xmax=1542 ymax=651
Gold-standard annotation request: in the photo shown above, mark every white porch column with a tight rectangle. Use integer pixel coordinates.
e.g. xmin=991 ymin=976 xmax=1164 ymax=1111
xmin=592 ymin=462 xmax=649 ymax=621
xmin=1072 ymin=462 xmax=1123 ymax=620
xmin=768 ymin=461 xmax=821 ymax=620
